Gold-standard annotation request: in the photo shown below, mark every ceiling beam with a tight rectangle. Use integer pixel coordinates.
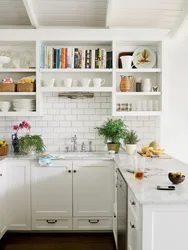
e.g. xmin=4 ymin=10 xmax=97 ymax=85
xmin=22 ymin=0 xmax=38 ymax=29
xmin=106 ymin=0 xmax=113 ymax=28
xmin=168 ymin=2 xmax=188 ymax=39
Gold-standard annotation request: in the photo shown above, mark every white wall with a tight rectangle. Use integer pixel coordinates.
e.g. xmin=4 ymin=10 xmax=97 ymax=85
xmin=0 ymin=92 xmax=159 ymax=153
xmin=162 ymin=37 xmax=188 ymax=163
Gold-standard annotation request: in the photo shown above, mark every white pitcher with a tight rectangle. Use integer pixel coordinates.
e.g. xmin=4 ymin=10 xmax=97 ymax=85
xmin=64 ymin=78 xmax=73 ymax=87
xmin=93 ymin=78 xmax=105 ymax=88
xmin=120 ymin=56 xmax=133 ymax=69
xmin=81 ymin=78 xmax=91 ymax=87
xmin=142 ymin=78 xmax=151 ymax=92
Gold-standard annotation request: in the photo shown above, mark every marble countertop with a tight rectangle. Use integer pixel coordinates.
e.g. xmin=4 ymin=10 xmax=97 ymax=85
xmin=114 ymin=154 xmax=188 ymax=204
xmin=1 ymin=151 xmax=188 ymax=204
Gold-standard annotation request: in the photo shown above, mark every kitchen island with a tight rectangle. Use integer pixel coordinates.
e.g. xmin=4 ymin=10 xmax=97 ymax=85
xmin=0 ymin=152 xmax=188 ymax=250
xmin=115 ymin=154 xmax=188 ymax=250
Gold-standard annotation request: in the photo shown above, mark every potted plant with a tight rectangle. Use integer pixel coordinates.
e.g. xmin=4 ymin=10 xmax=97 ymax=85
xmin=124 ymin=129 xmax=140 ymax=155
xmin=18 ymin=134 xmax=45 ymax=155
xmin=95 ymin=118 xmax=127 ymax=153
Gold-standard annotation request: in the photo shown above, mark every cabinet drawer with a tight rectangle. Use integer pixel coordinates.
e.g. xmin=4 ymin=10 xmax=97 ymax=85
xmin=33 ymin=218 xmax=72 ymax=230
xmin=128 ymin=188 xmax=140 ymax=219
xmin=73 ymin=217 xmax=112 ymax=231
xmin=128 ymin=202 xmax=141 ymax=231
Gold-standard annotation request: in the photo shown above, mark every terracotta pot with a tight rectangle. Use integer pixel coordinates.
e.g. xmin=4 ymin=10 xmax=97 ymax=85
xmin=107 ymin=143 xmax=120 ymax=153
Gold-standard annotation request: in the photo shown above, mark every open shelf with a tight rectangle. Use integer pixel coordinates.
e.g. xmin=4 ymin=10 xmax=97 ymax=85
xmin=114 ymin=111 xmax=162 ymax=116
xmin=41 ymin=87 xmax=113 ymax=92
xmin=116 ymin=92 xmax=161 ymax=96
xmin=116 ymin=68 xmax=161 ymax=73
xmin=0 ymin=69 xmax=36 ymax=73
xmin=0 ymin=92 xmax=36 ymax=96
xmin=40 ymin=69 xmax=113 ymax=73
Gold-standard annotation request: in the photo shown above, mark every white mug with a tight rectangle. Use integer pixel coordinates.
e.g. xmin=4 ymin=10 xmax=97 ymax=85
xmin=81 ymin=78 xmax=91 ymax=87
xmin=0 ymin=101 xmax=11 ymax=112
xmin=64 ymin=78 xmax=72 ymax=88
xmin=120 ymin=56 xmax=133 ymax=69
xmin=142 ymin=78 xmax=151 ymax=92
xmin=43 ymin=78 xmax=55 ymax=87
xmin=93 ymin=78 xmax=105 ymax=88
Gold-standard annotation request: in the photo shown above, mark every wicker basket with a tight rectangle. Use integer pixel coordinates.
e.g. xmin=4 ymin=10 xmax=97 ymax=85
xmin=17 ymin=82 xmax=36 ymax=92
xmin=0 ymin=146 xmax=9 ymax=156
xmin=0 ymin=83 xmax=16 ymax=92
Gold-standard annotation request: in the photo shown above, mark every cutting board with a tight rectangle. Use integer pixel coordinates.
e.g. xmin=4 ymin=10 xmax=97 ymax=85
xmin=137 ymin=151 xmax=172 ymax=159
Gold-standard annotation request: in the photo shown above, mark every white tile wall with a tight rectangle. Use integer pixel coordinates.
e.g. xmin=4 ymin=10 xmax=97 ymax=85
xmin=0 ymin=93 xmax=160 ymax=152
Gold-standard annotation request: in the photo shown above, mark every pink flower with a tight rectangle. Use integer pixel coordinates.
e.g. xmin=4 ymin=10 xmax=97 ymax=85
xmin=13 ymin=125 xmax=19 ymax=131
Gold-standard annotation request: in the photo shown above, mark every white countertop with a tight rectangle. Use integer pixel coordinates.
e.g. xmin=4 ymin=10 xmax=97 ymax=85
xmin=1 ymin=151 xmax=188 ymax=204
xmin=114 ymin=154 xmax=188 ymax=204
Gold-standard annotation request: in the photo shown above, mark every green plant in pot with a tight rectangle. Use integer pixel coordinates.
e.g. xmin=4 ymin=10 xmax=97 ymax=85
xmin=18 ymin=134 xmax=45 ymax=155
xmin=124 ymin=129 xmax=140 ymax=155
xmin=95 ymin=118 xmax=127 ymax=153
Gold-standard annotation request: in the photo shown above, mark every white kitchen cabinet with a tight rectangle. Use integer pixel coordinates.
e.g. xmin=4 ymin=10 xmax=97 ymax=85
xmin=0 ymin=162 xmax=7 ymax=238
xmin=73 ymin=160 xmax=114 ymax=217
xmin=31 ymin=161 xmax=72 ymax=230
xmin=7 ymin=160 xmax=31 ymax=231
xmin=113 ymin=168 xmax=118 ymax=248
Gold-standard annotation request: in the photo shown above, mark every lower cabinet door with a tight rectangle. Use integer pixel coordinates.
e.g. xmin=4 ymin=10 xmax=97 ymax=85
xmin=0 ymin=163 xmax=7 ymax=239
xmin=33 ymin=218 xmax=72 ymax=230
xmin=73 ymin=217 xmax=112 ymax=231
xmin=113 ymin=203 xmax=118 ymax=249
xmin=7 ymin=160 xmax=31 ymax=231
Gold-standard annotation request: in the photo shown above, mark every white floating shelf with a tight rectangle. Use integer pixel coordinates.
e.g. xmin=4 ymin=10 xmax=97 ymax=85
xmin=116 ymin=92 xmax=161 ymax=96
xmin=0 ymin=92 xmax=36 ymax=96
xmin=41 ymin=87 xmax=113 ymax=93
xmin=116 ymin=68 xmax=161 ymax=73
xmin=0 ymin=68 xmax=36 ymax=73
xmin=40 ymin=68 xmax=113 ymax=73
xmin=0 ymin=111 xmax=41 ymax=117
xmin=114 ymin=111 xmax=162 ymax=116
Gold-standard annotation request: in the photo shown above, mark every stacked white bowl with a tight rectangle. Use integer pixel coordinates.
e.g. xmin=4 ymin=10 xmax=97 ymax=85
xmin=12 ymin=99 xmax=36 ymax=112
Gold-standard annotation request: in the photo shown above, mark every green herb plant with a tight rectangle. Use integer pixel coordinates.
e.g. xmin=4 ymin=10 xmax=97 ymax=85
xmin=124 ymin=130 xmax=140 ymax=145
xmin=18 ymin=134 xmax=45 ymax=155
xmin=95 ymin=118 xmax=127 ymax=145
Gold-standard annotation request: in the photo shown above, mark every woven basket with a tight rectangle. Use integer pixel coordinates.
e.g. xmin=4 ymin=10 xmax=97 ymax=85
xmin=17 ymin=82 xmax=36 ymax=92
xmin=0 ymin=146 xmax=9 ymax=156
xmin=0 ymin=83 xmax=16 ymax=92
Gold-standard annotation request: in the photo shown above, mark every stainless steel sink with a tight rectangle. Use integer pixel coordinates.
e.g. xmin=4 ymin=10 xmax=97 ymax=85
xmin=50 ymin=152 xmax=114 ymax=160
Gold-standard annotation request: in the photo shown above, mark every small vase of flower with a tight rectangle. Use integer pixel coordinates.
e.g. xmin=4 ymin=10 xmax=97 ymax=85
xmin=12 ymin=121 xmax=31 ymax=153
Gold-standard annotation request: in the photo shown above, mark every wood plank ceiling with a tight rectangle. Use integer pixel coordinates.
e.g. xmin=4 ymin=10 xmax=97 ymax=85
xmin=32 ymin=0 xmax=108 ymax=27
xmin=0 ymin=0 xmax=31 ymax=26
xmin=107 ymin=0 xmax=186 ymax=29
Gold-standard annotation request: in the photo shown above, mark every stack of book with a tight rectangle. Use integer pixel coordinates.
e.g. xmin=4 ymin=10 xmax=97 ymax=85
xmin=40 ymin=45 xmax=112 ymax=69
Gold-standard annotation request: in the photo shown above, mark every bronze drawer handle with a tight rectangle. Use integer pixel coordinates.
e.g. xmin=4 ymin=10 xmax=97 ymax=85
xmin=130 ymin=221 xmax=135 ymax=229
xmin=130 ymin=199 xmax=135 ymax=206
xmin=88 ymin=220 xmax=99 ymax=224
xmin=46 ymin=220 xmax=57 ymax=224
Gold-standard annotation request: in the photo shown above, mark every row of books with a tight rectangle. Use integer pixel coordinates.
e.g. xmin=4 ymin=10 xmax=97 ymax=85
xmin=40 ymin=45 xmax=112 ymax=69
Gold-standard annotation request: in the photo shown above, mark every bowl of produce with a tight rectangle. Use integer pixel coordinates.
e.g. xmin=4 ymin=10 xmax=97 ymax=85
xmin=168 ymin=172 xmax=185 ymax=185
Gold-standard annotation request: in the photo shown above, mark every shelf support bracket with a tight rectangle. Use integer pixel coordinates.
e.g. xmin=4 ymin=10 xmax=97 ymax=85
xmin=22 ymin=0 xmax=39 ymax=29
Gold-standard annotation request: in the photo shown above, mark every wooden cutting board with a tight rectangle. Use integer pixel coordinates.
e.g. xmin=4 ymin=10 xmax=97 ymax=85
xmin=137 ymin=151 xmax=172 ymax=159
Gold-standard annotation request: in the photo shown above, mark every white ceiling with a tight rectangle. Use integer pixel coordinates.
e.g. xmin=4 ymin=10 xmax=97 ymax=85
xmin=32 ymin=0 xmax=108 ymax=27
xmin=0 ymin=0 xmax=187 ymax=38
xmin=0 ymin=0 xmax=31 ymax=26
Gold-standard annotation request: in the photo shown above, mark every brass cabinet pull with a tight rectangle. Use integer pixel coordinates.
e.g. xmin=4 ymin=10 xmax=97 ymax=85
xmin=130 ymin=221 xmax=135 ymax=229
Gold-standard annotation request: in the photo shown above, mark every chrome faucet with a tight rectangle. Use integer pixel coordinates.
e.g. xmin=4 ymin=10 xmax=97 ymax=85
xmin=89 ymin=140 xmax=92 ymax=152
xmin=71 ymin=135 xmax=77 ymax=152
xmin=81 ymin=142 xmax=85 ymax=152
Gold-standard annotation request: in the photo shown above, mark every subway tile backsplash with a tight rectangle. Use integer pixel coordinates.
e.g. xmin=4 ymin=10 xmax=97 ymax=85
xmin=0 ymin=93 xmax=160 ymax=153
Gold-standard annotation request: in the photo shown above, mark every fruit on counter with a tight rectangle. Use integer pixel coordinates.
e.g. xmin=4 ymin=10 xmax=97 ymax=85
xmin=141 ymin=146 xmax=153 ymax=153
xmin=0 ymin=140 xmax=8 ymax=146
xmin=149 ymin=141 xmax=158 ymax=150
xmin=150 ymin=148 xmax=164 ymax=155
xmin=146 ymin=150 xmax=151 ymax=157
xmin=168 ymin=172 xmax=185 ymax=178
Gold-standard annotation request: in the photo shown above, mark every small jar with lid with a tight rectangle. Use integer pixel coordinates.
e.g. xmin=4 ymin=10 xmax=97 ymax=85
xmin=135 ymin=77 xmax=142 ymax=92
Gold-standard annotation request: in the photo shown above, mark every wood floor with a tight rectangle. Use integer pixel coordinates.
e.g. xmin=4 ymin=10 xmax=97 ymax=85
xmin=0 ymin=232 xmax=116 ymax=250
